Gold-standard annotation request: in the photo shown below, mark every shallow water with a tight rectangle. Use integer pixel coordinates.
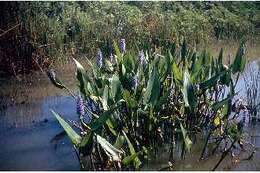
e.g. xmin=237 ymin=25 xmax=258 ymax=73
xmin=0 ymin=57 xmax=259 ymax=170
xmin=0 ymin=65 xmax=80 ymax=170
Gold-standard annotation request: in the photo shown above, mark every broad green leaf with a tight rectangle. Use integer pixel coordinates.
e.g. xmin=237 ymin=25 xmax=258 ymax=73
xmin=90 ymin=105 xmax=119 ymax=131
xmin=123 ymin=54 xmax=135 ymax=73
xmin=212 ymin=95 xmax=233 ymax=112
xmin=122 ymin=151 xmax=143 ymax=166
xmin=199 ymin=71 xmax=225 ymax=91
xmin=113 ymin=41 xmax=123 ymax=63
xmin=102 ymin=85 xmax=109 ymax=111
xmin=96 ymin=134 xmax=123 ymax=161
xmin=172 ymin=61 xmax=182 ymax=84
xmin=191 ymin=54 xmax=203 ymax=82
xmin=155 ymin=89 xmax=171 ymax=111
xmin=180 ymin=123 xmax=192 ymax=152
xmin=51 ymin=110 xmax=81 ymax=146
xmin=123 ymin=90 xmax=137 ymax=108
xmin=106 ymin=117 xmax=118 ymax=136
xmin=79 ymin=132 xmax=94 ymax=156
xmin=114 ymin=134 xmax=125 ymax=149
xmin=182 ymin=70 xmax=197 ymax=109
xmin=232 ymin=41 xmax=246 ymax=73
xmin=161 ymin=52 xmax=172 ymax=82
xmin=80 ymin=132 xmax=93 ymax=147
xmin=73 ymin=58 xmax=89 ymax=96
xmin=218 ymin=48 xmax=224 ymax=66
xmin=220 ymin=68 xmax=231 ymax=86
xmin=111 ymin=74 xmax=122 ymax=102
xmin=143 ymin=68 xmax=160 ymax=107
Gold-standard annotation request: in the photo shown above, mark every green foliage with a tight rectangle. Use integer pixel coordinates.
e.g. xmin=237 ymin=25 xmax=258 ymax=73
xmin=49 ymin=39 xmax=247 ymax=170
xmin=1 ymin=1 xmax=257 ymax=68
xmin=51 ymin=110 xmax=82 ymax=146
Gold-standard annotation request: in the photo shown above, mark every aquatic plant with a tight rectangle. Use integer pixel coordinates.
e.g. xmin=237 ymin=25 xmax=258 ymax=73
xmin=96 ymin=49 xmax=104 ymax=69
xmin=48 ymin=38 xmax=249 ymax=170
xmin=120 ymin=39 xmax=126 ymax=53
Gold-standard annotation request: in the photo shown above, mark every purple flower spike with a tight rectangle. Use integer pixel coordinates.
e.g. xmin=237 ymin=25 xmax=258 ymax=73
xmin=97 ymin=49 xmax=104 ymax=68
xmin=77 ymin=96 xmax=85 ymax=116
xmin=120 ymin=39 xmax=126 ymax=53
xmin=138 ymin=50 xmax=147 ymax=66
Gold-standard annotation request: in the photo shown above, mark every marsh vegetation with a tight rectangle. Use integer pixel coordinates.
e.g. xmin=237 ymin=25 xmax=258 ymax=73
xmin=0 ymin=1 xmax=259 ymax=171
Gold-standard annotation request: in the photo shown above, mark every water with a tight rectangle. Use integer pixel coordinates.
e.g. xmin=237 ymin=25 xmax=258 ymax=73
xmin=0 ymin=66 xmax=80 ymax=170
xmin=0 ymin=59 xmax=259 ymax=170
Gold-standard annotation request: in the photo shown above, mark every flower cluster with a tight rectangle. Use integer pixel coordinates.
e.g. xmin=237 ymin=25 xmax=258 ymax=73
xmin=97 ymin=49 xmax=104 ymax=68
xmin=76 ymin=96 xmax=100 ymax=124
xmin=138 ymin=50 xmax=147 ymax=67
xmin=120 ymin=39 xmax=126 ymax=53
xmin=76 ymin=96 xmax=85 ymax=116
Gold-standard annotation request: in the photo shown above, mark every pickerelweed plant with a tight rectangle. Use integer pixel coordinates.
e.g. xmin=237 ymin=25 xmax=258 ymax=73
xmin=48 ymin=39 xmax=249 ymax=170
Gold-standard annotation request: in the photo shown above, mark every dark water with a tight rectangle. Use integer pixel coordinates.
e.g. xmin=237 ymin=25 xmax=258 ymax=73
xmin=0 ymin=60 xmax=259 ymax=170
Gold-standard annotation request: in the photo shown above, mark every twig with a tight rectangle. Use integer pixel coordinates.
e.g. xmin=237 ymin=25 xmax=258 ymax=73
xmin=32 ymin=55 xmax=44 ymax=74
xmin=212 ymin=139 xmax=237 ymax=171
xmin=0 ymin=23 xmax=21 ymax=38
xmin=200 ymin=129 xmax=212 ymax=160
xmin=242 ymin=150 xmax=256 ymax=161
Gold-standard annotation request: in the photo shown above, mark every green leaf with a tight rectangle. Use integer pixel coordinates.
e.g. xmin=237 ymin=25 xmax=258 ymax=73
xmin=111 ymin=74 xmax=122 ymax=102
xmin=79 ymin=132 xmax=94 ymax=156
xmin=155 ymin=89 xmax=171 ymax=111
xmin=106 ymin=117 xmax=118 ymax=136
xmin=220 ymin=68 xmax=231 ymax=86
xmin=90 ymin=100 xmax=125 ymax=132
xmin=113 ymin=40 xmax=123 ymax=63
xmin=51 ymin=110 xmax=81 ymax=146
xmin=102 ymin=85 xmax=109 ymax=111
xmin=172 ymin=61 xmax=182 ymax=84
xmin=144 ymin=67 xmax=160 ymax=107
xmin=199 ymin=71 xmax=225 ymax=91
xmin=212 ymin=95 xmax=233 ymax=112
xmin=122 ymin=151 xmax=143 ymax=166
xmin=73 ymin=58 xmax=89 ymax=96
xmin=182 ymin=70 xmax=197 ymax=109
xmin=96 ymin=134 xmax=123 ymax=162
xmin=90 ymin=105 xmax=119 ymax=131
xmin=80 ymin=132 xmax=93 ymax=147
xmin=114 ymin=134 xmax=125 ymax=149
xmin=218 ymin=48 xmax=224 ymax=66
xmin=122 ymin=131 xmax=142 ymax=169
xmin=161 ymin=52 xmax=172 ymax=82
xmin=191 ymin=54 xmax=203 ymax=82
xmin=180 ymin=123 xmax=192 ymax=152
xmin=232 ymin=42 xmax=246 ymax=73
xmin=123 ymin=90 xmax=137 ymax=108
